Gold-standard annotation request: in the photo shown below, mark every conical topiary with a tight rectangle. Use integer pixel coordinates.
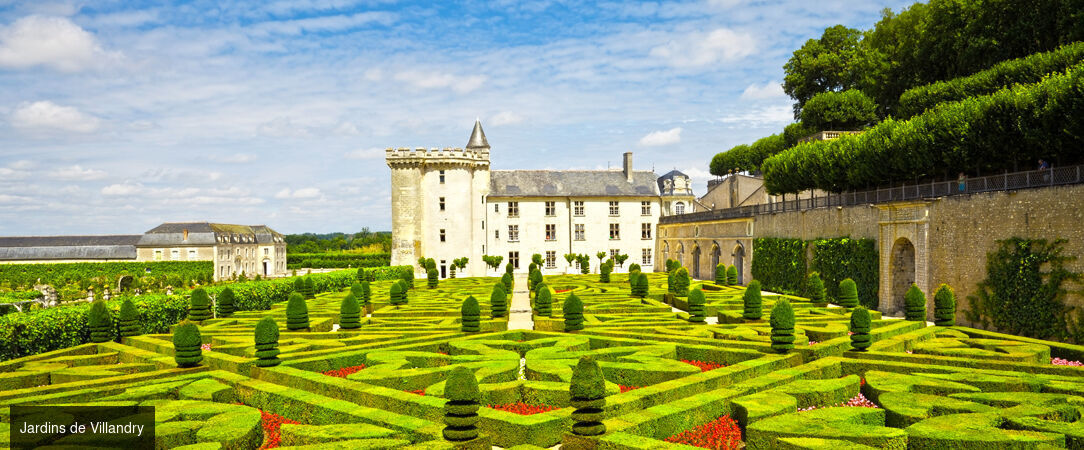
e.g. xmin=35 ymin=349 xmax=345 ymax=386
xmin=563 ymin=293 xmax=584 ymax=331
xmin=529 ymin=268 xmax=542 ymax=293
xmin=667 ymin=269 xmax=676 ymax=293
xmin=340 ymin=294 xmax=361 ymax=329
xmin=933 ymin=284 xmax=956 ymax=326
xmin=118 ymin=298 xmax=140 ymax=337
xmin=293 ymin=276 xmax=304 ymax=294
xmin=633 ymin=272 xmax=649 ymax=298
xmin=354 ymin=281 xmax=371 ymax=307
xmin=849 ymin=306 xmax=872 ymax=351
xmin=726 ymin=265 xmax=738 ymax=285
xmin=599 ymin=262 xmax=612 ymax=283
xmin=390 ymin=280 xmax=407 ymax=307
xmin=401 ymin=269 xmax=414 ymax=289
xmin=688 ymin=288 xmax=706 ymax=323
xmin=806 ymin=272 xmax=826 ymax=305
xmin=88 ymin=299 xmax=114 ymax=343
xmin=715 ymin=263 xmax=727 ymax=285
xmin=425 ymin=258 xmax=436 ymax=272
xmin=505 ymin=262 xmax=514 ymax=275
xmin=188 ymin=287 xmax=213 ymax=321
xmin=427 ymin=268 xmax=439 ymax=288
xmin=770 ymin=299 xmax=796 ymax=353
xmin=501 ymin=272 xmax=513 ymax=293
xmin=254 ymin=316 xmax=281 ymax=367
xmin=628 ymin=269 xmax=640 ymax=289
xmin=442 ymin=366 xmax=482 ymax=441
xmin=905 ymin=284 xmax=927 ymax=322
xmin=216 ymin=287 xmax=236 ymax=317
xmin=743 ymin=280 xmax=763 ymax=320
xmin=672 ymin=267 xmax=690 ymax=297
xmin=490 ymin=284 xmax=507 ymax=318
xmin=303 ymin=276 xmax=316 ymax=298
xmin=286 ymin=292 xmax=309 ymax=330
xmin=569 ymin=356 xmax=606 ymax=436
xmin=837 ymin=278 xmax=859 ymax=308
xmin=173 ymin=321 xmax=203 ymax=367
xmin=535 ymin=283 xmax=553 ymax=317
xmin=461 ymin=296 xmax=480 ymax=332
xmin=356 ymin=267 xmax=366 ymax=282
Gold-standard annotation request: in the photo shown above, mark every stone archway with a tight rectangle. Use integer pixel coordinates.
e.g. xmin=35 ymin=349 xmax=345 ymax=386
xmin=889 ymin=238 xmax=916 ymax=315
xmin=733 ymin=243 xmax=746 ymax=285
xmin=711 ymin=242 xmax=721 ymax=273
xmin=691 ymin=246 xmax=701 ymax=279
xmin=677 ymin=243 xmax=684 ymax=268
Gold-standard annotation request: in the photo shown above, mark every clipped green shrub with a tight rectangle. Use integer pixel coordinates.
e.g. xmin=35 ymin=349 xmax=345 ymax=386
xmin=850 ymin=306 xmax=872 ymax=351
xmin=442 ymin=366 xmax=482 ymax=441
xmin=600 ymin=261 xmax=612 ymax=283
xmin=303 ymin=276 xmax=316 ymax=298
xmin=563 ymin=294 xmax=584 ymax=331
xmin=173 ymin=321 xmax=203 ymax=367
xmin=770 ymin=299 xmax=796 ymax=353
xmin=569 ymin=356 xmax=606 ymax=436
xmin=634 ymin=272 xmax=649 ymax=298
xmin=461 ymin=296 xmax=480 ymax=332
xmin=88 ymin=300 xmax=113 ymax=343
xmin=905 ymin=284 xmax=927 ymax=322
xmin=389 ymin=280 xmax=408 ymax=307
xmin=340 ymin=294 xmax=361 ymax=330
xmin=806 ymin=272 xmax=827 ymax=305
xmin=578 ymin=255 xmax=590 ymax=274
xmin=285 ymin=292 xmax=309 ymax=331
xmin=715 ymin=263 xmax=727 ymax=285
xmin=751 ymin=237 xmax=807 ymax=294
xmin=529 ymin=268 xmax=542 ymax=293
xmin=837 ymin=278 xmax=859 ymax=308
xmin=810 ymin=237 xmax=879 ymax=309
xmin=355 ymin=281 xmax=371 ymax=306
xmin=400 ymin=268 xmax=414 ymax=289
xmin=118 ymin=298 xmax=140 ymax=338
xmin=505 ymin=262 xmax=514 ymax=275
xmin=188 ymin=288 xmax=213 ymax=321
xmin=216 ymin=287 xmax=236 ymax=317
xmin=672 ymin=267 xmax=690 ymax=297
xmin=628 ymin=263 xmax=641 ymax=273
xmin=628 ymin=268 xmax=641 ymax=289
xmin=687 ymin=288 xmax=706 ymax=323
xmin=427 ymin=268 xmax=439 ymax=288
xmin=501 ymin=272 xmax=513 ymax=294
xmin=490 ymin=284 xmax=507 ymax=318
xmin=933 ymin=284 xmax=956 ymax=326
xmin=726 ymin=265 xmax=738 ymax=285
xmin=254 ymin=316 xmax=281 ymax=367
xmin=535 ymin=283 xmax=553 ymax=317
xmin=293 ymin=277 xmax=304 ymax=294
xmin=425 ymin=258 xmax=436 ymax=271
xmin=743 ymin=280 xmax=763 ymax=320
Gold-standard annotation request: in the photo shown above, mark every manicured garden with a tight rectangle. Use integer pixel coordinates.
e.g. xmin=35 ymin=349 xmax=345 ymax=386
xmin=1 ymin=266 xmax=1083 ymax=449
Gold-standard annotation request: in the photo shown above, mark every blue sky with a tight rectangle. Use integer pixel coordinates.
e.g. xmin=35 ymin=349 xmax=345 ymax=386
xmin=0 ymin=0 xmax=913 ymax=235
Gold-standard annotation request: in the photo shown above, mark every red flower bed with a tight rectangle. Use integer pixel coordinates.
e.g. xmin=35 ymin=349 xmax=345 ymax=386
xmin=487 ymin=402 xmax=558 ymax=415
xmin=681 ymin=360 xmax=725 ymax=372
xmin=406 ymin=389 xmax=425 ymax=395
xmin=259 ymin=410 xmax=299 ymax=449
xmin=619 ymin=385 xmax=642 ymax=393
xmin=555 ymin=289 xmax=571 ymax=293
xmin=321 ymin=364 xmax=366 ymax=378
xmin=664 ymin=415 xmax=742 ymax=449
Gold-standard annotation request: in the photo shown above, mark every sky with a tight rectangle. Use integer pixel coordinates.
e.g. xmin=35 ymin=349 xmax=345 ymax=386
xmin=0 ymin=0 xmax=914 ymax=235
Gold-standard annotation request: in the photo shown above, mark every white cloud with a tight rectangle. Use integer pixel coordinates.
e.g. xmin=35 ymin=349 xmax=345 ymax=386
xmin=345 ymin=148 xmax=384 ymax=160
xmin=274 ymin=187 xmax=322 ymax=199
xmin=719 ymin=104 xmax=793 ymax=127
xmin=0 ymin=15 xmax=121 ymax=72
xmin=393 ymin=71 xmax=487 ymax=94
xmin=333 ymin=121 xmax=360 ymax=136
xmin=638 ymin=127 xmax=682 ymax=146
xmin=257 ymin=117 xmax=310 ymax=138
xmin=52 ymin=165 xmax=108 ymax=180
xmin=101 ymin=183 xmax=143 ymax=196
xmin=10 ymin=100 xmax=101 ymax=133
xmin=0 ymin=194 xmax=32 ymax=203
xmin=649 ymin=28 xmax=756 ymax=68
xmin=740 ymin=81 xmax=785 ymax=100
xmin=363 ymin=68 xmax=383 ymax=81
xmin=250 ymin=12 xmax=396 ymax=36
xmin=490 ymin=111 xmax=524 ymax=126
xmin=212 ymin=154 xmax=256 ymax=163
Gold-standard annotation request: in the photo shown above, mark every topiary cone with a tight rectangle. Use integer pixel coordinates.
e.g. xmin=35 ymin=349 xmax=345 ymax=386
xmin=837 ymin=278 xmax=859 ymax=308
xmin=806 ymin=272 xmax=826 ymax=305
xmin=563 ymin=293 xmax=584 ymax=331
xmin=490 ymin=283 xmax=507 ymax=318
xmin=173 ymin=321 xmax=203 ymax=367
xmin=340 ymin=293 xmax=361 ymax=329
xmin=715 ymin=263 xmax=727 ymax=285
xmin=389 ymin=280 xmax=406 ymax=307
xmin=118 ymin=298 xmax=141 ymax=338
xmin=427 ymin=267 xmax=439 ymax=288
xmin=634 ymin=272 xmax=649 ymax=298
xmin=303 ymin=276 xmax=316 ymax=298
xmin=285 ymin=292 xmax=310 ymax=331
xmin=569 ymin=356 xmax=606 ymax=436
xmin=188 ymin=287 xmax=213 ymax=321
xmin=673 ymin=267 xmax=690 ymax=297
xmin=501 ymin=272 xmax=513 ymax=293
xmin=849 ymin=306 xmax=872 ymax=351
xmin=442 ymin=366 xmax=482 ymax=441
xmin=726 ymin=265 xmax=738 ymax=285
xmin=743 ymin=280 xmax=763 ymax=320
xmin=254 ymin=316 xmax=281 ymax=367
xmin=216 ymin=287 xmax=236 ymax=317
xmin=88 ymin=299 xmax=114 ymax=343
xmin=461 ymin=296 xmax=480 ymax=332
xmin=687 ymin=288 xmax=706 ymax=323
xmin=905 ymin=284 xmax=927 ymax=322
xmin=770 ymin=299 xmax=796 ymax=353
xmin=933 ymin=284 xmax=956 ymax=326
xmin=535 ymin=282 xmax=553 ymax=317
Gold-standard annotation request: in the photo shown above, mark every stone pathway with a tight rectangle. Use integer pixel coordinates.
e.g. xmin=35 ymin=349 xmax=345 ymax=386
xmin=507 ymin=273 xmax=534 ymax=330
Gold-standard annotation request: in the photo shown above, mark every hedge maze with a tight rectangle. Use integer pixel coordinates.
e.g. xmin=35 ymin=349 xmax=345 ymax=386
xmin=1 ymin=272 xmax=1083 ymax=449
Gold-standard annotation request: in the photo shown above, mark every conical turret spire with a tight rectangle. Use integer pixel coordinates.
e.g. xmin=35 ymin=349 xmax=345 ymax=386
xmin=466 ymin=119 xmax=489 ymax=150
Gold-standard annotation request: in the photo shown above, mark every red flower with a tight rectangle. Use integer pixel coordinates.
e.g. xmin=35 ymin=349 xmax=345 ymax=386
xmin=619 ymin=385 xmax=642 ymax=393
xmin=321 ymin=364 xmax=366 ymax=378
xmin=664 ymin=415 xmax=742 ymax=449
xmin=406 ymin=389 xmax=425 ymax=396
xmin=681 ymin=359 xmax=725 ymax=372
xmin=258 ymin=410 xmax=299 ymax=449
xmin=487 ymin=402 xmax=557 ymax=415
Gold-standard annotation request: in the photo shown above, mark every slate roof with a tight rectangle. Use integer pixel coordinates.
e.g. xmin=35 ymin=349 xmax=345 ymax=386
xmin=489 ymin=170 xmax=660 ymax=197
xmin=0 ymin=235 xmax=140 ymax=261
xmin=139 ymin=222 xmax=283 ymax=246
xmin=466 ymin=119 xmax=490 ymax=149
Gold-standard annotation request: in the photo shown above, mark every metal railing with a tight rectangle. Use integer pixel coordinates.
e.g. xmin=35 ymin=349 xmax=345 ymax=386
xmin=661 ymin=164 xmax=1084 ymax=224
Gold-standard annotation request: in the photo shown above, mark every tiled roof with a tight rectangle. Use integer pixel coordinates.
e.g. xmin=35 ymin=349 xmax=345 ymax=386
xmin=489 ymin=170 xmax=659 ymax=197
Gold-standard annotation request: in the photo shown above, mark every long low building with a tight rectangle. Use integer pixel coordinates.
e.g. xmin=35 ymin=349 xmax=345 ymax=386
xmin=0 ymin=222 xmax=287 ymax=281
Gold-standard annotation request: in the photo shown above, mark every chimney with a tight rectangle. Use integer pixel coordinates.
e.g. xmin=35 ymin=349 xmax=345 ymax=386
xmin=183 ymin=229 xmax=188 ymax=241
xmin=623 ymin=152 xmax=633 ymax=182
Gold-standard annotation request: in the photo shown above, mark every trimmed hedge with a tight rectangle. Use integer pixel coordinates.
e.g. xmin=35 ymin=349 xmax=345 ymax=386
xmin=427 ymin=268 xmax=439 ymax=288
xmin=535 ymin=284 xmax=552 ymax=317
xmin=254 ymin=316 xmax=281 ymax=367
xmin=752 ymin=238 xmax=807 ymax=295
xmin=490 ymin=284 xmax=507 ymax=318
xmin=905 ymin=284 xmax=927 ymax=321
xmin=286 ymin=252 xmax=389 ymax=269
xmin=188 ymin=288 xmax=213 ymax=321
xmin=770 ymin=299 xmax=796 ymax=353
xmin=87 ymin=300 xmax=113 ymax=343
xmin=340 ymin=294 xmax=361 ymax=329
xmin=0 ymin=261 xmax=211 ymax=289
xmin=564 ymin=294 xmax=584 ymax=331
xmin=933 ymin=284 xmax=956 ymax=326
xmin=443 ymin=366 xmax=482 ymax=441
xmin=806 ymin=272 xmax=826 ymax=305
xmin=569 ymin=356 xmax=606 ymax=436
xmin=837 ymin=279 xmax=859 ymax=308
xmin=117 ymin=298 xmax=140 ymax=337
xmin=726 ymin=265 xmax=738 ymax=285
xmin=672 ymin=267 xmax=690 ymax=297
xmin=632 ymin=272 xmax=649 ymax=298
xmin=173 ymin=321 xmax=203 ymax=367
xmin=850 ymin=307 xmax=872 ymax=351
xmin=714 ymin=263 xmax=727 ymax=285
xmin=687 ymin=288 xmax=706 ymax=323
xmin=216 ymin=287 xmax=236 ymax=317
xmin=743 ymin=280 xmax=763 ymax=320
xmin=286 ymin=293 xmax=310 ymax=330
xmin=461 ymin=296 xmax=480 ymax=332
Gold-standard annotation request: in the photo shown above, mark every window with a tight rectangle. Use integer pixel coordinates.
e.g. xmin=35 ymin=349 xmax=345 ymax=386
xmin=642 ymin=223 xmax=652 ymax=239
xmin=171 ymin=249 xmax=180 ymax=260
xmin=610 ymin=249 xmax=619 ymax=259
xmin=675 ymin=202 xmax=685 ymax=214
xmin=189 ymin=249 xmax=197 ymax=259
xmin=508 ymin=225 xmax=519 ymax=242
xmin=439 ymin=197 xmax=445 ymax=211
xmin=482 ymin=220 xmax=485 ymax=230
xmin=545 ymin=201 xmax=556 ymax=216
xmin=573 ymin=201 xmax=584 ymax=216
xmin=495 ymin=229 xmax=499 ymax=240
xmin=609 ymin=223 xmax=620 ymax=240
xmin=574 ymin=224 xmax=585 ymax=241
xmin=440 ymin=229 xmax=446 ymax=242
xmin=508 ymin=201 xmax=519 ymax=217
xmin=642 ymin=201 xmax=651 ymax=215
xmin=439 ymin=170 xmax=445 ymax=184
xmin=609 ymin=201 xmax=619 ymax=216
xmin=545 ymin=224 xmax=556 ymax=241
xmin=509 ymin=251 xmax=520 ymax=269
xmin=154 ymin=250 xmax=163 ymax=261
xmin=494 ymin=203 xmax=499 ymax=213
xmin=264 ymin=248 xmax=269 ymax=255
xmin=642 ymin=248 xmax=653 ymax=265
xmin=545 ymin=251 xmax=556 ymax=269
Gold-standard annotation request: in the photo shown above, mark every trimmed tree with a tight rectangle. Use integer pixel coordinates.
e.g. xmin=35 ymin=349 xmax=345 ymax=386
xmin=461 ymin=296 xmax=480 ymax=332
xmin=743 ymin=280 xmax=763 ymax=320
xmin=726 ymin=265 xmax=738 ymax=285
xmin=505 ymin=262 xmax=514 ymax=275
xmin=390 ymin=280 xmax=407 ymax=307
xmin=933 ymin=284 xmax=957 ymax=326
xmin=286 ymin=292 xmax=310 ymax=330
xmin=340 ymin=294 xmax=361 ymax=329
xmin=425 ymin=258 xmax=436 ymax=272
xmin=850 ymin=306 xmax=872 ymax=351
xmin=353 ymin=281 xmax=371 ymax=308
xmin=442 ymin=366 xmax=482 ymax=442
xmin=118 ymin=298 xmax=140 ymax=338
xmin=216 ymin=287 xmax=236 ymax=317
xmin=628 ymin=269 xmax=641 ymax=290
xmin=535 ymin=283 xmax=553 ymax=317
xmin=532 ymin=253 xmax=544 ymax=267
xmin=634 ymin=272 xmax=649 ymax=298
xmin=356 ymin=267 xmax=366 ymax=282
xmin=173 ymin=321 xmax=203 ymax=367
xmin=837 ymin=278 xmax=860 ymax=308
xmin=427 ymin=267 xmax=439 ymax=288
xmin=501 ymin=272 xmax=513 ymax=294
xmin=688 ymin=288 xmax=706 ymax=323
xmin=293 ymin=277 xmax=304 ymax=294
xmin=806 ymin=272 xmax=827 ymax=305
xmin=569 ymin=356 xmax=606 ymax=436
xmin=401 ymin=269 xmax=414 ymax=289
xmin=490 ymin=284 xmax=507 ymax=318
xmin=578 ymin=255 xmax=591 ymax=274
xmin=628 ymin=263 xmax=641 ymax=273
xmin=529 ymin=268 xmax=543 ymax=293
xmin=715 ymin=263 xmax=727 ymax=285
xmin=563 ymin=294 xmax=584 ymax=331
xmin=303 ymin=276 xmax=316 ymax=298
xmin=254 ymin=316 xmax=281 ymax=367
xmin=188 ymin=288 xmax=213 ymax=321
xmin=88 ymin=300 xmax=114 ymax=343
xmin=905 ymin=284 xmax=927 ymax=322
xmin=672 ymin=267 xmax=691 ymax=297
xmin=770 ymin=299 xmax=796 ymax=353
xmin=599 ymin=261 xmax=612 ymax=283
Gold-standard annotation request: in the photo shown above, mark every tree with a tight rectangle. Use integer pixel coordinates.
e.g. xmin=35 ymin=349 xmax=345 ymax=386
xmin=173 ymin=321 xmax=203 ymax=367
xmin=505 ymin=262 xmax=514 ymax=275
xmin=118 ymin=299 xmax=140 ymax=338
xmin=461 ymin=296 xmax=480 ymax=332
xmin=615 ymin=254 xmax=629 ymax=268
xmin=743 ymin=280 xmax=763 ymax=320
xmin=578 ymin=255 xmax=591 ymax=274
xmin=427 ymin=268 xmax=439 ymax=288
xmin=806 ymin=272 xmax=827 ymax=305
xmin=188 ymin=288 xmax=213 ymax=321
xmin=783 ymin=24 xmax=864 ymax=118
xmin=800 ymin=89 xmax=878 ymax=131
xmin=599 ymin=261 xmax=612 ymax=283
xmin=563 ymin=293 xmax=584 ymax=331
xmin=216 ymin=287 xmax=236 ymax=317
xmin=351 ymin=282 xmax=371 ymax=308
xmin=535 ymin=283 xmax=553 ymax=317
xmin=569 ymin=356 xmax=606 ymax=436
xmin=286 ymin=292 xmax=310 ymax=330
xmin=356 ymin=267 xmax=366 ymax=282
xmin=933 ymin=284 xmax=956 ymax=326
xmin=88 ymin=300 xmax=114 ymax=343
xmin=532 ymin=253 xmax=544 ymax=267
xmin=904 ymin=284 xmax=927 ymax=322
xmin=425 ymin=258 xmax=437 ymax=272
xmin=726 ymin=266 xmax=738 ymax=285
xmin=303 ymin=276 xmax=316 ymax=298
xmin=254 ymin=316 xmax=281 ymax=367
xmin=850 ymin=306 xmax=872 ymax=351
xmin=837 ymin=278 xmax=859 ymax=308
xmin=389 ymin=280 xmax=407 ymax=308
xmin=501 ymin=272 xmax=513 ymax=294
xmin=672 ymin=268 xmax=690 ymax=297
xmin=633 ymin=272 xmax=649 ymax=299
xmin=529 ymin=268 xmax=543 ymax=293
xmin=715 ymin=263 xmax=727 ymax=285
xmin=442 ymin=366 xmax=482 ymax=442
xmin=400 ymin=269 xmax=414 ymax=289
xmin=688 ymin=288 xmax=706 ymax=323
xmin=770 ymin=299 xmax=796 ymax=353
xmin=340 ymin=294 xmax=361 ymax=329
xmin=564 ymin=253 xmax=577 ymax=270
xmin=596 ymin=252 xmax=606 ymax=272
xmin=490 ymin=284 xmax=507 ymax=318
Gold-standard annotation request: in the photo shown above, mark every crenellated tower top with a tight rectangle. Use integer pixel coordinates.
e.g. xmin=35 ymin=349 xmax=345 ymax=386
xmin=385 ymin=120 xmax=491 ymax=169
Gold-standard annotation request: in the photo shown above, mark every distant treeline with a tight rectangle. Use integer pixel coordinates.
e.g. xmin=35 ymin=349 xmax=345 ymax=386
xmin=284 ymin=228 xmax=391 ymax=253
xmin=286 ymin=253 xmax=390 ymax=270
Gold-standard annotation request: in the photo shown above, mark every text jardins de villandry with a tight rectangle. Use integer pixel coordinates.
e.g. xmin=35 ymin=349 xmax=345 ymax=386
xmin=20 ymin=420 xmax=146 ymax=437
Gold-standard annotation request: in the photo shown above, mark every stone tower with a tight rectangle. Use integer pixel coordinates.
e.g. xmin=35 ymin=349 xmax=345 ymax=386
xmin=386 ymin=120 xmax=491 ymax=277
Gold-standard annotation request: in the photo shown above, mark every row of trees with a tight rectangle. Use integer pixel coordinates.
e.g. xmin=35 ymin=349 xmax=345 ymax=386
xmin=284 ymin=228 xmax=391 ymax=253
